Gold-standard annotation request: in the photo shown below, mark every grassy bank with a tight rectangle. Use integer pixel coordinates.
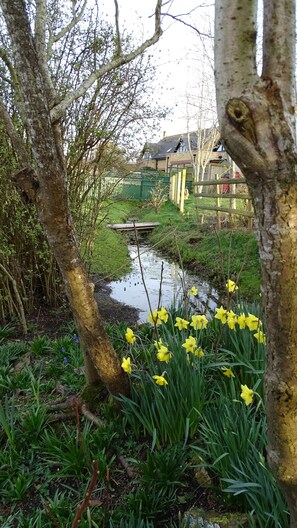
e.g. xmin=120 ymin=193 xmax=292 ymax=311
xmin=90 ymin=201 xmax=135 ymax=279
xmin=89 ymin=198 xmax=260 ymax=301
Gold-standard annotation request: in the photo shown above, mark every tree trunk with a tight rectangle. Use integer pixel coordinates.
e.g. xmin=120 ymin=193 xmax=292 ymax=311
xmin=214 ymin=0 xmax=297 ymax=522
xmin=1 ymin=0 xmax=130 ymax=397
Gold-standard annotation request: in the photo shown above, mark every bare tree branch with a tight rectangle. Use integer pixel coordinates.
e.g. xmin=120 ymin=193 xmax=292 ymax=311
xmin=0 ymin=98 xmax=29 ymax=166
xmin=113 ymin=0 xmax=122 ymax=57
xmin=50 ymin=0 xmax=163 ymax=121
xmin=160 ymin=11 xmax=213 ymax=39
xmin=35 ymin=0 xmax=56 ymax=105
xmin=51 ymin=0 xmax=87 ymax=44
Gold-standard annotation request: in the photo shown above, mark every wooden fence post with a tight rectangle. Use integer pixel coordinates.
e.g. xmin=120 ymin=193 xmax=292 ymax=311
xmin=180 ymin=169 xmax=187 ymax=213
xmin=176 ymin=171 xmax=182 ymax=206
xmin=215 ymin=174 xmax=221 ymax=230
xmin=247 ymin=199 xmax=253 ymax=231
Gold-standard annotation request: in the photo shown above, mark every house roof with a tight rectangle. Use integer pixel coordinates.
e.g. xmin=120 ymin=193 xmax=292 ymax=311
xmin=141 ymin=130 xmax=219 ymax=161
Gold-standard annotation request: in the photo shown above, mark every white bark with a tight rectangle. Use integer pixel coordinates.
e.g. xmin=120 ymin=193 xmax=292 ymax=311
xmin=215 ymin=0 xmax=297 ymax=523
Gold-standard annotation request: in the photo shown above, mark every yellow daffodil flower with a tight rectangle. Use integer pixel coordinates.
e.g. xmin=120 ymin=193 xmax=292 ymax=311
xmin=214 ymin=306 xmax=227 ymax=324
xmin=188 ymin=286 xmax=198 ymax=296
xmin=227 ymin=310 xmax=238 ymax=330
xmin=192 ymin=347 xmax=205 ymax=357
xmin=156 ymin=346 xmax=172 ymax=363
xmin=182 ymin=335 xmax=197 ymax=353
xmin=148 ymin=309 xmax=161 ymax=325
xmin=253 ymin=330 xmax=266 ymax=344
xmin=221 ymin=367 xmax=235 ymax=378
xmin=245 ymin=313 xmax=261 ymax=331
xmin=154 ymin=338 xmax=163 ymax=350
xmin=237 ymin=313 xmax=246 ymax=329
xmin=226 ymin=279 xmax=238 ymax=293
xmin=121 ymin=357 xmax=132 ymax=374
xmin=190 ymin=314 xmax=208 ymax=330
xmin=152 ymin=374 xmax=168 ymax=386
xmin=125 ymin=327 xmax=136 ymax=344
xmin=174 ymin=317 xmax=189 ymax=331
xmin=240 ymin=384 xmax=254 ymax=406
xmin=157 ymin=307 xmax=169 ymax=323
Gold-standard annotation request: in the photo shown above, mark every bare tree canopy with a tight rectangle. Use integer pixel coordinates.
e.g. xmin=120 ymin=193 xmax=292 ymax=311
xmin=0 ymin=0 xmax=163 ymax=397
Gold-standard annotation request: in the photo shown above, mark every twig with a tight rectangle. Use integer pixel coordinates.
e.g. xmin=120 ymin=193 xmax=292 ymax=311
xmin=71 ymin=460 xmax=99 ymax=528
xmin=171 ymin=222 xmax=189 ymax=317
xmin=157 ymin=261 xmax=164 ymax=312
xmin=133 ymin=222 xmax=159 ymax=338
xmin=0 ymin=262 xmax=27 ymax=335
xmin=116 ymin=453 xmax=135 ymax=478
xmin=160 ymin=11 xmax=213 ymax=39
xmin=214 ymin=227 xmax=226 ymax=290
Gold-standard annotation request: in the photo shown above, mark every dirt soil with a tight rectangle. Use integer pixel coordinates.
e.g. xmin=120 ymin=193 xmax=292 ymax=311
xmin=23 ymin=276 xmax=139 ymax=340
xmin=92 ymin=274 xmax=140 ymax=327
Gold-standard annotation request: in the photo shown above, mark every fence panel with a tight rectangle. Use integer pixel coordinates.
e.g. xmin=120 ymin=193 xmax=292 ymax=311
xmin=193 ymin=176 xmax=254 ymax=230
xmin=169 ymin=169 xmax=188 ymax=213
xmin=105 ymin=171 xmax=170 ymax=201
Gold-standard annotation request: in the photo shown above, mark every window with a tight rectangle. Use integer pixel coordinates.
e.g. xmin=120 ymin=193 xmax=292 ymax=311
xmin=177 ymin=138 xmax=188 ymax=152
xmin=143 ymin=149 xmax=152 ymax=160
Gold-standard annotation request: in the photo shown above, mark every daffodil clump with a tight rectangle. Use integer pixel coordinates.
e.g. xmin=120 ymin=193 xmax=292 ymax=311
xmin=214 ymin=305 xmax=266 ymax=343
xmin=121 ymin=280 xmax=264 ymax=409
xmin=115 ymin=284 xmax=281 ymax=524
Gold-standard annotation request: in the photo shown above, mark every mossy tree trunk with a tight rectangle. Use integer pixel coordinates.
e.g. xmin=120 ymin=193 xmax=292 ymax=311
xmin=214 ymin=0 xmax=297 ymax=523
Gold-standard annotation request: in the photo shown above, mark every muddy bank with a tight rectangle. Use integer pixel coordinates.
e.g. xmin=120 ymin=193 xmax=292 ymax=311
xmin=93 ymin=275 xmax=140 ymax=326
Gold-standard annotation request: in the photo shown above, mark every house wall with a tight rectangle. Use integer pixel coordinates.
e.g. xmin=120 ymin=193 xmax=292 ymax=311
xmin=137 ymin=159 xmax=167 ymax=171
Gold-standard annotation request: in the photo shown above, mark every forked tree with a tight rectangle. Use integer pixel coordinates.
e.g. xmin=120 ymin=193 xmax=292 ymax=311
xmin=0 ymin=0 xmax=162 ymax=398
xmin=214 ymin=0 xmax=297 ymax=522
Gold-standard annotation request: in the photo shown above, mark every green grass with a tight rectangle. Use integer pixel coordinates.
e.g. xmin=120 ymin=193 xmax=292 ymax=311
xmin=89 ymin=200 xmax=137 ymax=278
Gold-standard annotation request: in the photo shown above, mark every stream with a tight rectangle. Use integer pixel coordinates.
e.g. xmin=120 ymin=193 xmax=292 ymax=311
xmin=109 ymin=244 xmax=219 ymax=323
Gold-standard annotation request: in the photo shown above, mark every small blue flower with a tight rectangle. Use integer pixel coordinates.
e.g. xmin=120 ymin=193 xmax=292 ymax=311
xmin=73 ymin=334 xmax=79 ymax=344
xmin=61 ymin=347 xmax=66 ymax=353
xmin=63 ymin=357 xmax=68 ymax=364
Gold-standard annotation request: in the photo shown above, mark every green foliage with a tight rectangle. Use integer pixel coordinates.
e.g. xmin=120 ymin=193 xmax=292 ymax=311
xmin=109 ymin=515 xmax=154 ymax=528
xmin=0 ymin=149 xmax=63 ymax=324
xmin=119 ymin=341 xmax=209 ymax=446
xmin=0 ymin=395 xmax=18 ymax=448
xmin=222 ymin=445 xmax=289 ymax=528
xmin=0 ymin=341 xmax=28 ymax=365
xmin=0 ymin=302 xmax=290 ymax=527
xmin=0 ymin=324 xmax=16 ymax=341
xmin=30 ymin=336 xmax=54 ymax=356
xmin=137 ymin=444 xmax=188 ymax=488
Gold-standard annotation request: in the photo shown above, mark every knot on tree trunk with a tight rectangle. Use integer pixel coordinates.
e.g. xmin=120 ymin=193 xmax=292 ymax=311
xmin=226 ymin=98 xmax=257 ymax=145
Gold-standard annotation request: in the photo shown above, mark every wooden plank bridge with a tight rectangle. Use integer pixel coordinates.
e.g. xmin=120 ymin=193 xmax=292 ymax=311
xmin=107 ymin=222 xmax=160 ymax=232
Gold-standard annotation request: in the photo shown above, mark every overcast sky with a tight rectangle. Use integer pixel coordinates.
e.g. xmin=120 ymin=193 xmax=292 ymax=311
xmin=100 ymin=0 xmax=215 ymax=140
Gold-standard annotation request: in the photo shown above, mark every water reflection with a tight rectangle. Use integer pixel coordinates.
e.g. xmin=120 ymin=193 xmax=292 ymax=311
xmin=110 ymin=244 xmax=218 ymax=323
